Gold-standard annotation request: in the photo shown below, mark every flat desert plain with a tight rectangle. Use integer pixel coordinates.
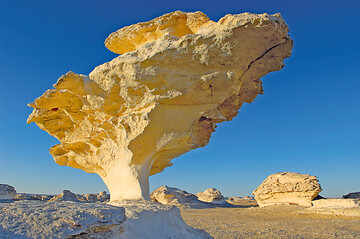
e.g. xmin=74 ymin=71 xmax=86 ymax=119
xmin=181 ymin=201 xmax=360 ymax=238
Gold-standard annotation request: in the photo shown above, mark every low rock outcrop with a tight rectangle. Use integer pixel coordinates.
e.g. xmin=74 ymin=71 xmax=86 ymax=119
xmin=49 ymin=190 xmax=80 ymax=202
xmin=97 ymin=191 xmax=110 ymax=202
xmin=0 ymin=200 xmax=212 ymax=238
xmin=0 ymin=184 xmax=16 ymax=200
xmin=151 ymin=185 xmax=200 ymax=205
xmin=0 ymin=201 xmax=126 ymax=238
xmin=343 ymin=192 xmax=360 ymax=199
xmin=85 ymin=193 xmax=98 ymax=202
xmin=196 ymin=188 xmax=226 ymax=204
xmin=253 ymin=172 xmax=322 ymax=207
xmin=307 ymin=199 xmax=360 ymax=217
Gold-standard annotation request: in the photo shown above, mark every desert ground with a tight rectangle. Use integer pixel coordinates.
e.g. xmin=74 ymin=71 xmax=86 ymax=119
xmin=181 ymin=201 xmax=360 ymax=238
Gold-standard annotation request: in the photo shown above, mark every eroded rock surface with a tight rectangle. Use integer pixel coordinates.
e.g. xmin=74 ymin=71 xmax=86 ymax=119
xmin=0 ymin=184 xmax=16 ymax=200
xmin=27 ymin=11 xmax=293 ymax=201
xmin=49 ymin=190 xmax=80 ymax=202
xmin=253 ymin=172 xmax=322 ymax=207
xmin=196 ymin=188 xmax=226 ymax=204
xmin=0 ymin=201 xmax=126 ymax=238
xmin=307 ymin=199 xmax=360 ymax=217
xmin=110 ymin=200 xmax=212 ymax=238
xmin=151 ymin=185 xmax=201 ymax=204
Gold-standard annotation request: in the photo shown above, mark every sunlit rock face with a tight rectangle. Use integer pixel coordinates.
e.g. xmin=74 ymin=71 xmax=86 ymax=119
xmin=196 ymin=188 xmax=226 ymax=204
xmin=27 ymin=11 xmax=293 ymax=201
xmin=253 ymin=172 xmax=322 ymax=207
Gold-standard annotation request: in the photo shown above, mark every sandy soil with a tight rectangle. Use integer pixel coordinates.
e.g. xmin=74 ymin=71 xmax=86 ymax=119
xmin=180 ymin=202 xmax=360 ymax=238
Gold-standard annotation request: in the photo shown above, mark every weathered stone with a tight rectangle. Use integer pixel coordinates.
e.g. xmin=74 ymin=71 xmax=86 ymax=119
xmin=0 ymin=201 xmax=126 ymax=238
xmin=307 ymin=199 xmax=360 ymax=217
xmin=0 ymin=200 xmax=213 ymax=238
xmin=253 ymin=172 xmax=322 ymax=207
xmin=196 ymin=188 xmax=226 ymax=204
xmin=27 ymin=11 xmax=292 ymax=201
xmin=49 ymin=190 xmax=80 ymax=202
xmin=0 ymin=184 xmax=16 ymax=200
xmin=85 ymin=193 xmax=98 ymax=202
xmin=151 ymin=185 xmax=200 ymax=205
xmin=97 ymin=191 xmax=110 ymax=202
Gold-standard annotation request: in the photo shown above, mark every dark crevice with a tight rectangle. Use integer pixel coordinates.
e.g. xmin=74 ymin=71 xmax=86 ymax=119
xmin=238 ymin=39 xmax=289 ymax=81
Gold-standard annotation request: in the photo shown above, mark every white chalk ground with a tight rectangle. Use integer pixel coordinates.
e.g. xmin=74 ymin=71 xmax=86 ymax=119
xmin=110 ymin=200 xmax=212 ymax=239
xmin=0 ymin=200 xmax=211 ymax=239
xmin=0 ymin=201 xmax=126 ymax=238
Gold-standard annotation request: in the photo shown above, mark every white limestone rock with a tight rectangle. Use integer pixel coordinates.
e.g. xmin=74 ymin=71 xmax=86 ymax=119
xmin=0 ymin=201 xmax=126 ymax=238
xmin=98 ymin=191 xmax=110 ymax=202
xmin=0 ymin=200 xmax=212 ymax=238
xmin=0 ymin=184 xmax=16 ymax=200
xmin=151 ymin=185 xmax=218 ymax=209
xmin=196 ymin=188 xmax=226 ymax=204
xmin=253 ymin=172 xmax=322 ymax=207
xmin=27 ymin=11 xmax=293 ymax=201
xmin=307 ymin=199 xmax=360 ymax=217
xmin=85 ymin=193 xmax=98 ymax=202
xmin=151 ymin=185 xmax=201 ymax=204
xmin=49 ymin=190 xmax=80 ymax=202
xmin=110 ymin=200 xmax=212 ymax=238
xmin=343 ymin=192 xmax=360 ymax=199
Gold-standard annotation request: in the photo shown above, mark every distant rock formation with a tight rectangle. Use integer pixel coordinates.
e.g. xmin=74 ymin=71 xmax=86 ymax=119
xmin=151 ymin=185 xmax=201 ymax=205
xmin=253 ymin=172 xmax=322 ymax=207
xmin=27 ymin=10 xmax=293 ymax=202
xmin=14 ymin=193 xmax=44 ymax=201
xmin=49 ymin=190 xmax=80 ymax=202
xmin=196 ymin=188 xmax=226 ymax=204
xmin=0 ymin=184 xmax=16 ymax=200
xmin=97 ymin=191 xmax=109 ymax=202
xmin=343 ymin=192 xmax=360 ymax=199
xmin=227 ymin=196 xmax=255 ymax=202
xmin=85 ymin=193 xmax=98 ymax=202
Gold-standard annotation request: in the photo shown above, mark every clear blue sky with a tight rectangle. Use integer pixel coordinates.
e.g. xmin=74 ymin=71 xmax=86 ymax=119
xmin=0 ymin=0 xmax=359 ymax=198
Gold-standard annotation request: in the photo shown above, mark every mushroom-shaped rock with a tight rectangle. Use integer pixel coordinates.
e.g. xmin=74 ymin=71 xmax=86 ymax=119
xmin=27 ymin=11 xmax=293 ymax=201
xmin=151 ymin=185 xmax=200 ymax=205
xmin=253 ymin=172 xmax=322 ymax=207
xmin=343 ymin=192 xmax=360 ymax=199
xmin=196 ymin=188 xmax=226 ymax=204
xmin=0 ymin=184 xmax=16 ymax=200
xmin=50 ymin=190 xmax=80 ymax=202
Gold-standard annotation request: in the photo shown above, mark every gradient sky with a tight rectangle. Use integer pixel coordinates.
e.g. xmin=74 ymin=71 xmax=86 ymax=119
xmin=0 ymin=0 xmax=359 ymax=198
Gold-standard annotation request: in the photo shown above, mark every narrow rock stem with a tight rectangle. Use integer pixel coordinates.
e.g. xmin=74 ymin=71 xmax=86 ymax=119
xmin=101 ymin=161 xmax=150 ymax=201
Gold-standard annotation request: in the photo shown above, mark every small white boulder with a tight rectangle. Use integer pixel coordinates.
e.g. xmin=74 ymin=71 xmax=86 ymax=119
xmin=196 ymin=188 xmax=226 ymax=204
